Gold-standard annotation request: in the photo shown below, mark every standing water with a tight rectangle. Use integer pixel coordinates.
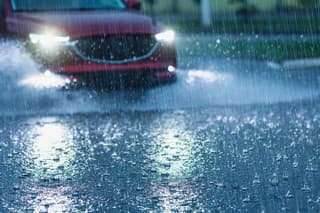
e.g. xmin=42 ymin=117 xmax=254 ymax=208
xmin=1 ymin=3 xmax=320 ymax=212
xmin=0 ymin=36 xmax=319 ymax=116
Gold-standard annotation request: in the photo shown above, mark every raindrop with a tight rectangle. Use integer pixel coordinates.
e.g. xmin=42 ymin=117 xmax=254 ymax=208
xmin=270 ymin=173 xmax=279 ymax=186
xmin=13 ymin=185 xmax=20 ymax=191
xmin=216 ymin=182 xmax=225 ymax=188
xmin=282 ymin=172 xmax=289 ymax=181
xmin=53 ymin=156 xmax=60 ymax=162
xmin=285 ymin=191 xmax=294 ymax=199
xmin=242 ymin=195 xmax=251 ymax=203
xmin=301 ymin=183 xmax=311 ymax=193
xmin=253 ymin=173 xmax=261 ymax=185
xmin=136 ymin=186 xmax=144 ymax=191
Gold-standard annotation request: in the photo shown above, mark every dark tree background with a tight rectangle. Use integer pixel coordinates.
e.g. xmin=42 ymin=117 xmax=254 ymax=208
xmin=228 ymin=0 xmax=257 ymax=20
xmin=299 ymin=0 xmax=319 ymax=8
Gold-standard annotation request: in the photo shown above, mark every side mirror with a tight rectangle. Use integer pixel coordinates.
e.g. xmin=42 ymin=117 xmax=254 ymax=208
xmin=127 ymin=0 xmax=141 ymax=11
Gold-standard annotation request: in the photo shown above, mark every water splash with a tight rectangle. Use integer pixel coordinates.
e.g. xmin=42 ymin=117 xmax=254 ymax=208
xmin=0 ymin=40 xmax=98 ymax=115
xmin=0 ymin=39 xmax=319 ymax=116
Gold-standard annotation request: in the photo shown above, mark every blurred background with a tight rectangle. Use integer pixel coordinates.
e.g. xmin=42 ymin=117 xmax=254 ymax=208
xmin=134 ymin=0 xmax=320 ymax=64
xmin=139 ymin=0 xmax=320 ymax=34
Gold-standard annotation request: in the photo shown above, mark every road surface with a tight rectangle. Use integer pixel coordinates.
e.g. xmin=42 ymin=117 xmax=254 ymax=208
xmin=0 ymin=35 xmax=319 ymax=212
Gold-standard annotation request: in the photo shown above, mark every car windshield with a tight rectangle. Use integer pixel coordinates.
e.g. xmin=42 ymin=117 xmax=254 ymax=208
xmin=10 ymin=0 xmax=126 ymax=12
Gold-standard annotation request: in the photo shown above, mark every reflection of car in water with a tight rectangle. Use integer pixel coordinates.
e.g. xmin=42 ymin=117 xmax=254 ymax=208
xmin=0 ymin=0 xmax=177 ymax=88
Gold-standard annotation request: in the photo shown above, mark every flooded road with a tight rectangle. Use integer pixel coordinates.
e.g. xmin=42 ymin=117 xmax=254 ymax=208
xmin=0 ymin=35 xmax=320 ymax=212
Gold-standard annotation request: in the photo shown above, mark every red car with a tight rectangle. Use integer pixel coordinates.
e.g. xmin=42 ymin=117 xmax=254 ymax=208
xmin=0 ymin=0 xmax=177 ymax=87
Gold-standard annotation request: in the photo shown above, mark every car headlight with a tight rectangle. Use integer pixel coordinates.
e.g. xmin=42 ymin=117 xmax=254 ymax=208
xmin=29 ymin=33 xmax=70 ymax=48
xmin=155 ymin=30 xmax=175 ymax=43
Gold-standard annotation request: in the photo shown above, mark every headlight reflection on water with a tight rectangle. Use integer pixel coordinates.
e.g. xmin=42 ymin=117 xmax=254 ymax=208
xmin=152 ymin=128 xmax=194 ymax=178
xmin=31 ymin=186 xmax=74 ymax=213
xmin=186 ymin=69 xmax=233 ymax=84
xmin=147 ymin=118 xmax=197 ymax=179
xmin=31 ymin=122 xmax=75 ymax=177
xmin=146 ymin=117 xmax=204 ymax=212
xmin=19 ymin=70 xmax=68 ymax=89
xmin=23 ymin=119 xmax=78 ymax=212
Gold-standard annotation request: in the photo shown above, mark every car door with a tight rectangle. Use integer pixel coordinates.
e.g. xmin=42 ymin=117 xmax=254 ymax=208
xmin=0 ymin=0 xmax=5 ymax=34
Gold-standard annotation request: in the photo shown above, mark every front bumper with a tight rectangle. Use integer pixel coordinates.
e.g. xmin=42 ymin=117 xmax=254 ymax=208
xmin=60 ymin=63 xmax=177 ymax=88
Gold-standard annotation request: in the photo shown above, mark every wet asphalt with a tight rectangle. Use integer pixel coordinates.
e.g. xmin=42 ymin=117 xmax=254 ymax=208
xmin=0 ymin=35 xmax=320 ymax=212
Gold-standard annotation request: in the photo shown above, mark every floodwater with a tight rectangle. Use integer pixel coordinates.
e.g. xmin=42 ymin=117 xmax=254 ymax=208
xmin=0 ymin=35 xmax=319 ymax=212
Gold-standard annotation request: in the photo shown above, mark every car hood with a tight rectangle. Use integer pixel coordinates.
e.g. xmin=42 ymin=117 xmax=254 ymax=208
xmin=7 ymin=11 xmax=162 ymax=38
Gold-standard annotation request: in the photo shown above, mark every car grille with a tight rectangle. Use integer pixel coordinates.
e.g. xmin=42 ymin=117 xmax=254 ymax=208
xmin=73 ymin=34 xmax=157 ymax=62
